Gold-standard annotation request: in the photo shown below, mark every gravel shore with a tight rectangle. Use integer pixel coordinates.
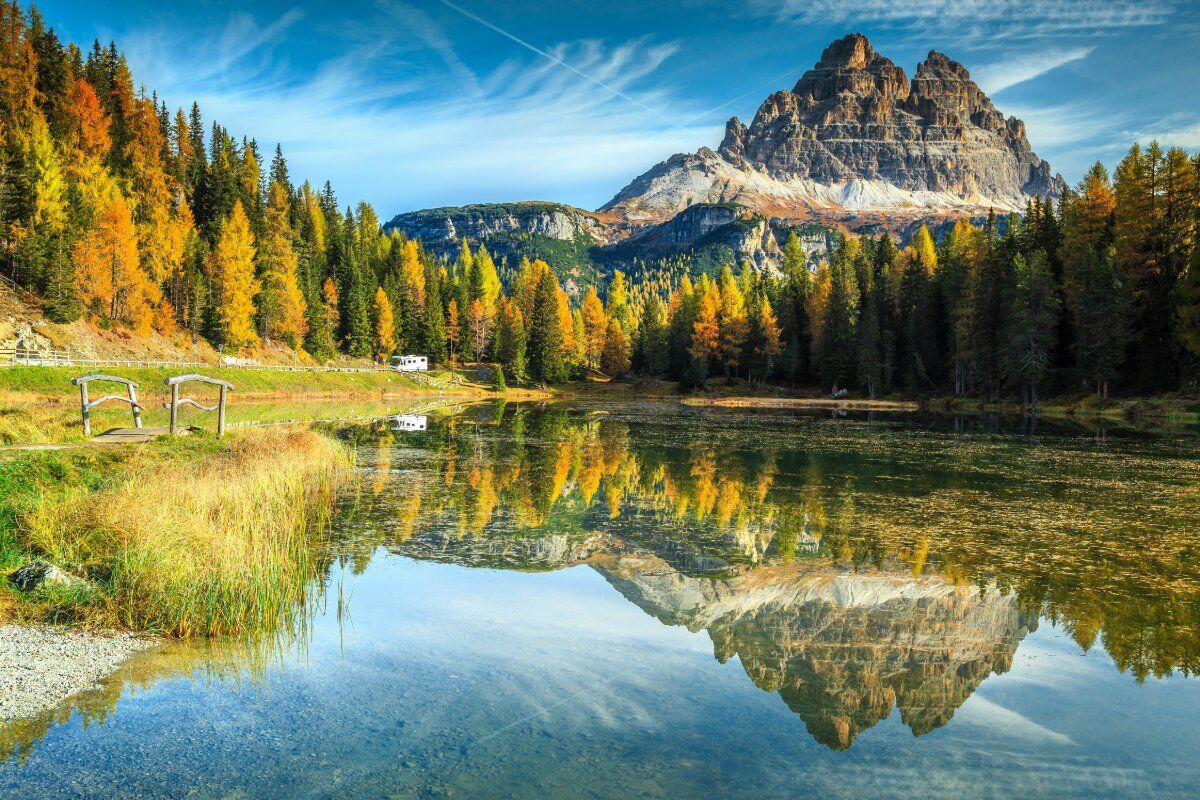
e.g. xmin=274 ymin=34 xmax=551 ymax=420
xmin=0 ymin=625 xmax=157 ymax=723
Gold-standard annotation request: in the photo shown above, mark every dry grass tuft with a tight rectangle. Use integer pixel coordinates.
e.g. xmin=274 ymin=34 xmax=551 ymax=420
xmin=4 ymin=427 xmax=351 ymax=636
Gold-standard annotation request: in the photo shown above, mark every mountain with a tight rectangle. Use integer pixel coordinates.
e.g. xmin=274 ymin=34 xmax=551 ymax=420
xmin=382 ymin=202 xmax=620 ymax=285
xmin=389 ymin=518 xmax=1033 ymax=752
xmin=602 ymin=33 xmax=1064 ymax=226
xmin=383 ymin=200 xmax=833 ymax=280
xmin=386 ymin=34 xmax=1064 ymax=277
xmin=598 ymin=554 xmax=1034 ymax=751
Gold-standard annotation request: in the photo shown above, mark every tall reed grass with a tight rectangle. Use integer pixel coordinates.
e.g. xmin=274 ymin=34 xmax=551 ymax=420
xmin=4 ymin=428 xmax=351 ymax=636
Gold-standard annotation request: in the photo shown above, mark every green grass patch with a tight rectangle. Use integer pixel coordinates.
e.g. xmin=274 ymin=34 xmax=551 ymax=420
xmin=0 ymin=365 xmax=476 ymax=397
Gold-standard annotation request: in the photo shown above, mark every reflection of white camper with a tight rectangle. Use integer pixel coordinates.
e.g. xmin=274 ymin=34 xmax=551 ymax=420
xmin=390 ymin=355 xmax=428 ymax=372
xmin=391 ymin=414 xmax=427 ymax=432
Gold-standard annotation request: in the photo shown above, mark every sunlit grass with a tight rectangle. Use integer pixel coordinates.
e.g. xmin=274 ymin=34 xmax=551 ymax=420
xmin=0 ymin=428 xmax=351 ymax=636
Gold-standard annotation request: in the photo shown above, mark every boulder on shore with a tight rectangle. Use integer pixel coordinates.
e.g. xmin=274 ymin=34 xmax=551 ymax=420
xmin=8 ymin=560 xmax=91 ymax=593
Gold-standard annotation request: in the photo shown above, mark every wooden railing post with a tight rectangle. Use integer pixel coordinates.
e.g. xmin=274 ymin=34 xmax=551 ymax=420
xmin=79 ymin=381 xmax=90 ymax=437
xmin=129 ymin=383 xmax=142 ymax=429
xmin=217 ymin=385 xmax=227 ymax=437
xmin=169 ymin=383 xmax=179 ymax=435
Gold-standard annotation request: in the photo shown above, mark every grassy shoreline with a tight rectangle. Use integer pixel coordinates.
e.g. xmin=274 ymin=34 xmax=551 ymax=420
xmin=0 ymin=427 xmax=351 ymax=636
xmin=0 ymin=364 xmax=549 ymax=447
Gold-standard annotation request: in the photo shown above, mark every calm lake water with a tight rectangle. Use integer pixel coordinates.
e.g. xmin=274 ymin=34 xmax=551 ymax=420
xmin=3 ymin=401 xmax=1199 ymax=799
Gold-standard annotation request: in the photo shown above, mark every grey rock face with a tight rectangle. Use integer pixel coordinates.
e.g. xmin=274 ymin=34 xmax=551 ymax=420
xmin=616 ymin=203 xmax=835 ymax=273
xmin=603 ymin=33 xmax=1064 ymax=225
xmin=384 ymin=202 xmax=615 ymax=257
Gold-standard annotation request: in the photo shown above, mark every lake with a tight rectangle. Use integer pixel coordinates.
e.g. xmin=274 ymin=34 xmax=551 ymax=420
xmin=3 ymin=401 xmax=1199 ymax=799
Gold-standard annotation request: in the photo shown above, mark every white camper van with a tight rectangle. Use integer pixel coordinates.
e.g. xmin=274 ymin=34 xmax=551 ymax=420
xmin=390 ymin=355 xmax=428 ymax=372
xmin=390 ymin=414 xmax=428 ymax=432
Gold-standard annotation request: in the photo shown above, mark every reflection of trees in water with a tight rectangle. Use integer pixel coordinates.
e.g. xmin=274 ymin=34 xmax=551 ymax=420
xmin=349 ymin=403 xmax=1200 ymax=686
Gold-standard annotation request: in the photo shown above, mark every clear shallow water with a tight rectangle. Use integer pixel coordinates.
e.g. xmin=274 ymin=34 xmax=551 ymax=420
xmin=3 ymin=402 xmax=1199 ymax=799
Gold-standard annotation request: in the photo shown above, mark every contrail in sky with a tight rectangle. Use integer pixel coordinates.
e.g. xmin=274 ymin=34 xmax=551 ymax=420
xmin=434 ymin=0 xmax=671 ymax=121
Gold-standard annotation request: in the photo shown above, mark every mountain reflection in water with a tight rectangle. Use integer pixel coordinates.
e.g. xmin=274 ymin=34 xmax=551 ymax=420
xmin=335 ymin=401 xmax=1199 ymax=748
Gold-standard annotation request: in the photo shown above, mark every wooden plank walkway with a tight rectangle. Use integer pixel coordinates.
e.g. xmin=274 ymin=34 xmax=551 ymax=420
xmin=91 ymin=427 xmax=191 ymax=444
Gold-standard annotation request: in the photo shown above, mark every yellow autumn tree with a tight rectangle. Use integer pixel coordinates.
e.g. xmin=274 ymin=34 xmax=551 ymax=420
xmin=259 ymin=182 xmax=307 ymax=347
xmin=210 ymin=201 xmax=261 ymax=349
xmin=717 ymin=268 xmax=748 ymax=379
xmin=690 ymin=280 xmax=721 ymax=379
xmin=400 ymin=239 xmax=426 ymax=308
xmin=581 ymin=285 xmax=607 ymax=369
xmin=555 ymin=283 xmax=576 ymax=362
xmin=373 ymin=287 xmax=395 ymax=356
xmin=806 ymin=262 xmax=832 ymax=362
xmin=322 ymin=277 xmax=340 ymax=332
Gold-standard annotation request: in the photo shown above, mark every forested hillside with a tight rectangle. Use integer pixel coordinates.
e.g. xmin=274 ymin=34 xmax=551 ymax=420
xmin=0 ymin=2 xmax=1197 ymax=399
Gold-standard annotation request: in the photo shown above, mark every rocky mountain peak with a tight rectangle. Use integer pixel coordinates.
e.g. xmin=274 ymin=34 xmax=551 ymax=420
xmin=605 ymin=33 xmax=1065 ymax=226
xmin=813 ymin=32 xmax=876 ymax=70
xmin=719 ymin=116 xmax=748 ymax=159
xmin=789 ymin=33 xmax=909 ymax=112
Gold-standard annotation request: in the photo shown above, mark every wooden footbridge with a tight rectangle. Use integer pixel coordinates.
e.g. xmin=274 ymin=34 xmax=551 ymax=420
xmin=73 ymin=373 xmax=234 ymax=443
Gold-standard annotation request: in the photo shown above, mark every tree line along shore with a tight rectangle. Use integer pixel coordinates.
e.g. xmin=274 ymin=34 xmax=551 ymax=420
xmin=2 ymin=2 xmax=1198 ymax=413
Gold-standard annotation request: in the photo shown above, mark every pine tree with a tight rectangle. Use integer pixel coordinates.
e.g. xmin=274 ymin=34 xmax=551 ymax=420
xmin=495 ymin=297 xmax=527 ymax=383
xmin=819 ymin=240 xmax=861 ymax=392
xmin=635 ymin=296 xmax=670 ymax=376
xmin=528 ymin=267 xmax=566 ymax=383
xmin=856 ymin=258 xmax=883 ymax=399
xmin=445 ymin=298 xmax=461 ymax=362
xmin=1076 ymin=245 xmax=1130 ymax=399
xmin=898 ymin=225 xmax=939 ymax=392
xmin=778 ymin=232 xmax=812 ymax=385
xmin=667 ymin=275 xmax=698 ymax=379
xmin=1004 ymin=250 xmax=1060 ymax=412
xmin=304 ymin=277 xmax=338 ymax=362
xmin=420 ymin=265 xmax=447 ymax=363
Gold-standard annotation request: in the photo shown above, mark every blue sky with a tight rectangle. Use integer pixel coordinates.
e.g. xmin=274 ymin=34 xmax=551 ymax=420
xmin=34 ymin=0 xmax=1200 ymax=218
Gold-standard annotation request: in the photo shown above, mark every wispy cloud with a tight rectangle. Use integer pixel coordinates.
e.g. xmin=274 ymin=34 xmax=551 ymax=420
xmin=122 ymin=9 xmax=711 ymax=215
xmin=1125 ymin=115 xmax=1200 ymax=149
xmin=762 ymin=0 xmax=1176 ymax=42
xmin=1003 ymin=101 xmax=1131 ymax=180
xmin=1007 ymin=102 xmax=1124 ymax=149
xmin=377 ymin=1 xmax=481 ymax=96
xmin=974 ymin=46 xmax=1094 ymax=94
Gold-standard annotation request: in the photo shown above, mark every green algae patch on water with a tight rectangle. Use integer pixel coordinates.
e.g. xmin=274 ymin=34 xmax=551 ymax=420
xmin=0 ymin=427 xmax=351 ymax=636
